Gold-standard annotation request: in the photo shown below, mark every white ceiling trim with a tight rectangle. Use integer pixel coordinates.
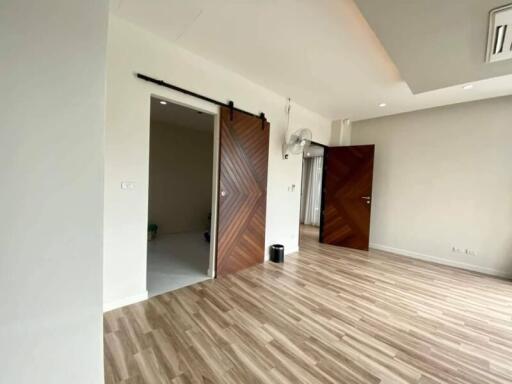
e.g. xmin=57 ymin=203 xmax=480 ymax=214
xmin=111 ymin=0 xmax=512 ymax=121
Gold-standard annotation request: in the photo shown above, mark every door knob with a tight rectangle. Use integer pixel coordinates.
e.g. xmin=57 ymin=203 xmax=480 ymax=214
xmin=220 ymin=190 xmax=227 ymax=197
xmin=361 ymin=196 xmax=371 ymax=200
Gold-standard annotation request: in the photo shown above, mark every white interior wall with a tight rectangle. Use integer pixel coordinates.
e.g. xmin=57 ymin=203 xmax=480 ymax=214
xmin=0 ymin=1 xmax=108 ymax=383
xmin=149 ymin=122 xmax=213 ymax=235
xmin=330 ymin=120 xmax=343 ymax=146
xmin=330 ymin=119 xmax=352 ymax=146
xmin=104 ymin=16 xmax=332 ymax=309
xmin=352 ymin=96 xmax=512 ymax=277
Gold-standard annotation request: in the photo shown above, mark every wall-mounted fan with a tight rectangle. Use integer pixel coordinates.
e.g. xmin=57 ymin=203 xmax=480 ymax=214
xmin=282 ymin=98 xmax=314 ymax=159
xmin=283 ymin=128 xmax=312 ymax=159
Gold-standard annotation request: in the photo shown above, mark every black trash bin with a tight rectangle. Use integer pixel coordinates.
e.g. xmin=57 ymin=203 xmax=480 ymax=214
xmin=270 ymin=244 xmax=285 ymax=263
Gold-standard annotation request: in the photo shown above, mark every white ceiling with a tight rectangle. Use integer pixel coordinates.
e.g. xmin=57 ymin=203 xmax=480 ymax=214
xmin=151 ymin=97 xmax=213 ymax=132
xmin=354 ymin=0 xmax=512 ymax=94
xmin=112 ymin=0 xmax=512 ymax=121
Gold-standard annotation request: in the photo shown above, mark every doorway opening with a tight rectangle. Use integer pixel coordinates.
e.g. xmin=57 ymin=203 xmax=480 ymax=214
xmin=147 ymin=96 xmax=216 ymax=297
xmin=299 ymin=143 xmax=325 ymax=246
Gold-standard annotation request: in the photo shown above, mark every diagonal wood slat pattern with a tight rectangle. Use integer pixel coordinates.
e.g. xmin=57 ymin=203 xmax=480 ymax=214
xmin=105 ymin=226 xmax=512 ymax=384
xmin=216 ymin=107 xmax=269 ymax=277
xmin=321 ymin=145 xmax=375 ymax=250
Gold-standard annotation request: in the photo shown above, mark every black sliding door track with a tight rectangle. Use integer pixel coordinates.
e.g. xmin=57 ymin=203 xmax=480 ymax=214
xmin=136 ymin=73 xmax=267 ymax=122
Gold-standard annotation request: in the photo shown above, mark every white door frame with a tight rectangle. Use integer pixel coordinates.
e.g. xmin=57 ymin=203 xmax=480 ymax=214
xmin=147 ymin=90 xmax=220 ymax=281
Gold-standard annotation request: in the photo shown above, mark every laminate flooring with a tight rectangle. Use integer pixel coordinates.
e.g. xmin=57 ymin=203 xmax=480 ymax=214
xmin=105 ymin=226 xmax=512 ymax=383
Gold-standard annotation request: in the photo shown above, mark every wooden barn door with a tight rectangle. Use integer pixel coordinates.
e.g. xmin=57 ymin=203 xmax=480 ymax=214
xmin=320 ymin=145 xmax=375 ymax=250
xmin=216 ymin=107 xmax=269 ymax=276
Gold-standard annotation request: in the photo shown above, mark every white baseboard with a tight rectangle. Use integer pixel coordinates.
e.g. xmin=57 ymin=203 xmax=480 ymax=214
xmin=370 ymin=243 xmax=511 ymax=279
xmin=285 ymin=246 xmax=299 ymax=255
xmin=103 ymin=291 xmax=149 ymax=312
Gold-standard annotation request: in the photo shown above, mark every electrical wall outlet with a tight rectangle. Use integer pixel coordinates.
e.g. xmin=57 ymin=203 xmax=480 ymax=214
xmin=452 ymin=246 xmax=477 ymax=256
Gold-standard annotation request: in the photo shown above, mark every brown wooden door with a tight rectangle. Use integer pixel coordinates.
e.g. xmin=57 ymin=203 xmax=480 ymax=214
xmin=216 ymin=107 xmax=269 ymax=276
xmin=320 ymin=145 xmax=375 ymax=250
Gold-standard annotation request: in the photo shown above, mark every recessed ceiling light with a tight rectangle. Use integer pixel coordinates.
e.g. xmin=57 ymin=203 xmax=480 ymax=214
xmin=378 ymin=103 xmax=387 ymax=107
xmin=463 ymin=84 xmax=474 ymax=90
xmin=160 ymin=100 xmax=167 ymax=105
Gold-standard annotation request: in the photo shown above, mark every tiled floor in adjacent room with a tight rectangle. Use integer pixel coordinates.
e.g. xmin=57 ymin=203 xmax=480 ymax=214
xmin=147 ymin=232 xmax=210 ymax=298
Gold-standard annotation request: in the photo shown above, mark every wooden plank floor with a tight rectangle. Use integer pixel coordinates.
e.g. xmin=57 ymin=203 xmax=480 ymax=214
xmin=104 ymin=226 xmax=512 ymax=383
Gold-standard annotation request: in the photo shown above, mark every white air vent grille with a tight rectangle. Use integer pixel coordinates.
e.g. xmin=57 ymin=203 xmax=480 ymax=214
xmin=487 ymin=4 xmax=512 ymax=63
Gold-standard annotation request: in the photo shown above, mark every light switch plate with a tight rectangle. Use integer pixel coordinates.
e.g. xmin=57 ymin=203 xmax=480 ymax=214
xmin=121 ymin=181 xmax=136 ymax=190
